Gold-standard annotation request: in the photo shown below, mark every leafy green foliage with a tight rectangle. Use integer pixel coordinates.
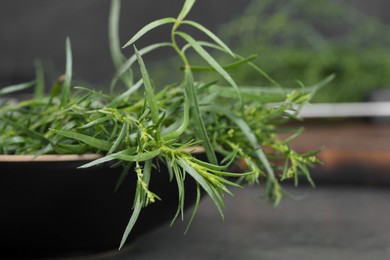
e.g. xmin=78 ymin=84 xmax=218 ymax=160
xmin=218 ymin=0 xmax=390 ymax=102
xmin=0 ymin=0 xmax=321 ymax=249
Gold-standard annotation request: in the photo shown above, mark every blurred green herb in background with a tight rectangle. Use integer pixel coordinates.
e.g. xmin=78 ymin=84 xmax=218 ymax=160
xmin=218 ymin=0 xmax=390 ymax=103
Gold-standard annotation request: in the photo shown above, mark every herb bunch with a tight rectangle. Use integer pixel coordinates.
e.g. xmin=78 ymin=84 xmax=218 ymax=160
xmin=0 ymin=0 xmax=321 ymax=249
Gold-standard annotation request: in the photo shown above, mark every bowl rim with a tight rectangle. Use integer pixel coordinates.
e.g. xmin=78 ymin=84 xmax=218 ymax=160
xmin=0 ymin=146 xmax=205 ymax=162
xmin=0 ymin=154 xmax=102 ymax=162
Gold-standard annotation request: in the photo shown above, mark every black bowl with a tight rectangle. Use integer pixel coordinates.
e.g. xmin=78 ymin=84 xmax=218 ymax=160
xmin=0 ymin=154 xmax=201 ymax=258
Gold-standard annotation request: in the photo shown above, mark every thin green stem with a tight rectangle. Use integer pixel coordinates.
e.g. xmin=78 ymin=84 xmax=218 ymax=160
xmin=170 ymin=23 xmax=217 ymax=164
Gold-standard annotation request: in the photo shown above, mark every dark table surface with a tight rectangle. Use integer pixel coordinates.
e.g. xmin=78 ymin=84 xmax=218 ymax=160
xmin=65 ymin=184 xmax=390 ymax=260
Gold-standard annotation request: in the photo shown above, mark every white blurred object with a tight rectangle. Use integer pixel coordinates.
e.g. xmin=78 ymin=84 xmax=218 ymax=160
xmin=299 ymin=102 xmax=390 ymax=118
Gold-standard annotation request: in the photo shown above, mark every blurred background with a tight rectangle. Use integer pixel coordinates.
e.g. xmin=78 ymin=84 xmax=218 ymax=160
xmin=0 ymin=0 xmax=251 ymax=87
xmin=1 ymin=0 xmax=389 ymax=101
xmin=218 ymin=0 xmax=390 ymax=103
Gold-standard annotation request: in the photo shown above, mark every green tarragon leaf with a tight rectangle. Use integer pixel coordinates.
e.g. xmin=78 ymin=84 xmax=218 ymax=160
xmin=123 ymin=18 xmax=176 ymax=48
xmin=50 ymin=129 xmax=112 ymax=151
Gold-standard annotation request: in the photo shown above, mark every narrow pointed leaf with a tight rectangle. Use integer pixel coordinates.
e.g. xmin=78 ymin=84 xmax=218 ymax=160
xmin=108 ymin=79 xmax=143 ymax=107
xmin=185 ymin=55 xmax=257 ymax=72
xmin=123 ymin=18 xmax=176 ymax=48
xmin=184 ymin=183 xmax=201 ymax=234
xmin=112 ymin=148 xmax=160 ymax=162
xmin=119 ymin=159 xmax=152 ymax=249
xmin=79 ymin=149 xmax=135 ymax=168
xmin=51 ymin=129 xmax=112 ymax=151
xmin=182 ymin=20 xmax=235 ymax=57
xmin=108 ymin=123 xmax=128 ymax=154
xmin=109 ymin=0 xmax=132 ymax=87
xmin=177 ymin=0 xmax=196 ymax=22
xmin=61 ymin=38 xmax=72 ymax=107
xmin=178 ymin=158 xmax=225 ymax=219
xmin=162 ymin=92 xmax=190 ymax=141
xmin=0 ymin=80 xmax=35 ymax=96
xmin=184 ymin=69 xmax=217 ymax=164
xmin=109 ymin=0 xmax=125 ymax=69
xmin=78 ymin=116 xmax=112 ymax=129
xmin=34 ymin=60 xmax=45 ymax=98
xmin=114 ymin=163 xmax=132 ymax=192
xmin=176 ymin=31 xmax=242 ymax=105
xmin=119 ymin=195 xmax=142 ymax=249
xmin=208 ymin=85 xmax=287 ymax=103
xmin=111 ymin=42 xmax=172 ymax=91
xmin=134 ymin=46 xmax=159 ymax=123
